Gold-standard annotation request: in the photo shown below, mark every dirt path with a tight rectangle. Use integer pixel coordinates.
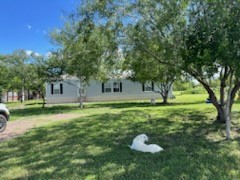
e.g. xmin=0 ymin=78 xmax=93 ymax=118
xmin=0 ymin=114 xmax=82 ymax=142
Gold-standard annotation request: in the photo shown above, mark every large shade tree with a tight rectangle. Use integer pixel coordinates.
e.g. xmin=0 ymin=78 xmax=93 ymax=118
xmin=180 ymin=0 xmax=240 ymax=139
xmin=51 ymin=10 xmax=118 ymax=108
xmin=80 ymin=0 xmax=240 ymax=139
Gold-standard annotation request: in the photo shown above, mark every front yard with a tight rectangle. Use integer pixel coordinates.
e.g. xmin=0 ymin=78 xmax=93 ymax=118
xmin=0 ymin=94 xmax=240 ymax=179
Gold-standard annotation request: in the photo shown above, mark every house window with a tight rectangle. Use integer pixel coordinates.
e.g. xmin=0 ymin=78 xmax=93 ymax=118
xmin=142 ymin=82 xmax=154 ymax=91
xmin=104 ymin=83 xmax=112 ymax=93
xmin=54 ymin=89 xmax=60 ymax=94
xmin=102 ymin=82 xmax=122 ymax=93
xmin=113 ymin=82 xmax=120 ymax=92
xmin=51 ymin=83 xmax=63 ymax=95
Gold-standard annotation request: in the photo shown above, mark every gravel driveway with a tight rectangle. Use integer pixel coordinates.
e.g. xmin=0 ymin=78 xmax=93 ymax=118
xmin=0 ymin=114 xmax=81 ymax=142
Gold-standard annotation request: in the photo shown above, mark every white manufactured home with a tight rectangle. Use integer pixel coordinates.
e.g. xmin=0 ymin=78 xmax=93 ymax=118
xmin=45 ymin=78 xmax=173 ymax=104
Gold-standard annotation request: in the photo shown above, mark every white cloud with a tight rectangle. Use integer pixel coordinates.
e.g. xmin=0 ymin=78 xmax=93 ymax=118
xmin=27 ymin=24 xmax=32 ymax=30
xmin=26 ymin=50 xmax=33 ymax=56
xmin=45 ymin=51 xmax=52 ymax=58
xmin=34 ymin=52 xmax=40 ymax=57
xmin=55 ymin=28 xmax=61 ymax=33
xmin=25 ymin=50 xmax=40 ymax=57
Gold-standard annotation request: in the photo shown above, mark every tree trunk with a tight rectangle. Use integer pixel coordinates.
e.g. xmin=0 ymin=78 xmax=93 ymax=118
xmin=157 ymin=83 xmax=171 ymax=104
xmin=220 ymin=82 xmax=225 ymax=106
xmin=79 ymin=79 xmax=84 ymax=109
xmin=11 ymin=90 xmax=13 ymax=101
xmin=225 ymin=90 xmax=232 ymax=139
xmin=41 ymin=92 xmax=46 ymax=108
xmin=79 ymin=95 xmax=84 ymax=109
xmin=190 ymin=73 xmax=240 ymax=140
xmin=6 ymin=91 xmax=9 ymax=102
xmin=194 ymin=77 xmax=226 ymax=123
xmin=162 ymin=95 xmax=168 ymax=104
xmin=216 ymin=107 xmax=226 ymax=123
xmin=21 ymin=86 xmax=25 ymax=103
xmin=226 ymin=113 xmax=231 ymax=140
xmin=27 ymin=89 xmax=30 ymax=100
xmin=162 ymin=88 xmax=169 ymax=104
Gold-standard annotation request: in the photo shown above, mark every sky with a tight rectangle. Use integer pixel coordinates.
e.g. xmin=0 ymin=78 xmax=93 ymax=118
xmin=0 ymin=0 xmax=81 ymax=56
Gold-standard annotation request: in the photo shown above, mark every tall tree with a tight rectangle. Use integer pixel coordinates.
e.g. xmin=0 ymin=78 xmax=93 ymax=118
xmin=29 ymin=53 xmax=60 ymax=108
xmin=51 ymin=11 xmax=117 ymax=108
xmin=7 ymin=50 xmax=37 ymax=103
xmin=180 ymin=0 xmax=240 ymax=139
xmin=84 ymin=0 xmax=240 ymax=139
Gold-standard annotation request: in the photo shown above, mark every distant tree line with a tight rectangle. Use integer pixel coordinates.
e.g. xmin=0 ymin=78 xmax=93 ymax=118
xmin=0 ymin=50 xmax=62 ymax=107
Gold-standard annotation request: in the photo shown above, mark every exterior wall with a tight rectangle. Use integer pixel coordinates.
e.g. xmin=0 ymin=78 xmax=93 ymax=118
xmin=6 ymin=92 xmax=19 ymax=102
xmin=1 ymin=92 xmax=19 ymax=102
xmin=85 ymin=79 xmax=171 ymax=102
xmin=45 ymin=80 xmax=80 ymax=104
xmin=45 ymin=79 xmax=173 ymax=103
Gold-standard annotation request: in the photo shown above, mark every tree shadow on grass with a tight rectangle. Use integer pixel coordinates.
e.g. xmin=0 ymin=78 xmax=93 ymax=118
xmin=9 ymin=98 xmax=211 ymax=122
xmin=86 ymin=100 xmax=207 ymax=110
xmin=10 ymin=105 xmax=80 ymax=120
xmin=0 ymin=109 xmax=239 ymax=179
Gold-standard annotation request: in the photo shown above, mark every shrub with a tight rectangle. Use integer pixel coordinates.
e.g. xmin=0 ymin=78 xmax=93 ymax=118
xmin=183 ymin=86 xmax=206 ymax=94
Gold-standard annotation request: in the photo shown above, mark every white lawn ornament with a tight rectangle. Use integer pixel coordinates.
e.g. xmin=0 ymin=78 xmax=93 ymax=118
xmin=129 ymin=134 xmax=163 ymax=153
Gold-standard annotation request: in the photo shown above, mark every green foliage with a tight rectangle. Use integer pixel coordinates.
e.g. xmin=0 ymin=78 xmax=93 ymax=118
xmin=0 ymin=50 xmax=38 ymax=99
xmin=183 ymin=85 xmax=206 ymax=94
xmin=181 ymin=1 xmax=240 ymax=77
xmin=51 ymin=11 xmax=117 ymax=83
xmin=0 ymin=55 xmax=10 ymax=94
xmin=84 ymin=0 xmax=240 ymax=125
xmin=174 ymin=80 xmax=193 ymax=91
xmin=50 ymin=10 xmax=120 ymax=108
xmin=0 ymin=50 xmax=58 ymax=104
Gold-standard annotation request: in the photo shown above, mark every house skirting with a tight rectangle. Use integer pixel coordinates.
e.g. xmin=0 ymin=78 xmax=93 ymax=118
xmin=85 ymin=94 xmax=162 ymax=102
xmin=46 ymin=97 xmax=81 ymax=104
xmin=46 ymin=94 xmax=163 ymax=103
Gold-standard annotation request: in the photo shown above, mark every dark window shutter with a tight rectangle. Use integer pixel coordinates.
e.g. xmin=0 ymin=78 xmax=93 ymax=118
xmin=102 ymin=83 xmax=105 ymax=93
xmin=60 ymin=83 xmax=63 ymax=94
xmin=142 ymin=83 xmax=145 ymax=91
xmin=152 ymin=82 xmax=154 ymax=91
xmin=51 ymin=84 xmax=54 ymax=94
xmin=120 ymin=82 xmax=122 ymax=92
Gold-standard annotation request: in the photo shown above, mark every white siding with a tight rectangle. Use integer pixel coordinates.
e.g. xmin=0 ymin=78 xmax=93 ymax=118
xmin=85 ymin=80 xmax=169 ymax=102
xmin=45 ymin=79 xmax=173 ymax=103
xmin=46 ymin=80 xmax=80 ymax=104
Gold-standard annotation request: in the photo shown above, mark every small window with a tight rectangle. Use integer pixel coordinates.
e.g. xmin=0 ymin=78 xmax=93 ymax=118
xmin=143 ymin=82 xmax=154 ymax=91
xmin=51 ymin=83 xmax=63 ymax=95
xmin=54 ymin=89 xmax=60 ymax=94
xmin=145 ymin=83 xmax=152 ymax=91
xmin=113 ymin=82 xmax=120 ymax=92
xmin=105 ymin=83 xmax=112 ymax=93
xmin=102 ymin=82 xmax=122 ymax=93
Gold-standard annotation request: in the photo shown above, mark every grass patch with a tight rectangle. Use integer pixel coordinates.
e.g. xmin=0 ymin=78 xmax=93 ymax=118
xmin=1 ymin=94 xmax=240 ymax=179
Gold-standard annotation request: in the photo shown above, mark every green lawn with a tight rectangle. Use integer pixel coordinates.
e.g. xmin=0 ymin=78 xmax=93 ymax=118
xmin=1 ymin=94 xmax=240 ymax=179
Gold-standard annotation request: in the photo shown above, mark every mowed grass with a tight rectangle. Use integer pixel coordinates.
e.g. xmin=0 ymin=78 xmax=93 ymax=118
xmin=1 ymin=94 xmax=240 ymax=179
